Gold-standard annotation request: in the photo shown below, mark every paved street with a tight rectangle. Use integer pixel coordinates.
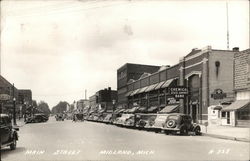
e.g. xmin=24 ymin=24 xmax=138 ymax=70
xmin=1 ymin=117 xmax=249 ymax=161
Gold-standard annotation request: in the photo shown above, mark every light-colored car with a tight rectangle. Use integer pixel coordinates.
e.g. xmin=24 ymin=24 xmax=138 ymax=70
xmin=135 ymin=114 xmax=157 ymax=129
xmin=150 ymin=114 xmax=170 ymax=132
xmin=114 ymin=114 xmax=134 ymax=126
xmin=103 ymin=114 xmax=113 ymax=124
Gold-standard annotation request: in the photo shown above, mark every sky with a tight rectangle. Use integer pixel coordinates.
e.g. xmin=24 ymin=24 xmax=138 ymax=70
xmin=0 ymin=0 xmax=249 ymax=108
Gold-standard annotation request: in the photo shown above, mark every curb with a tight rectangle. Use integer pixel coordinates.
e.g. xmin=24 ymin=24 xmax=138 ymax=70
xmin=201 ymin=133 xmax=250 ymax=143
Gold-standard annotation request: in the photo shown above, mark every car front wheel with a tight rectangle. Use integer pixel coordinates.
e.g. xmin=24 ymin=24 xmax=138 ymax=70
xmin=194 ymin=126 xmax=201 ymax=135
xmin=10 ymin=136 xmax=17 ymax=150
xmin=180 ymin=127 xmax=188 ymax=136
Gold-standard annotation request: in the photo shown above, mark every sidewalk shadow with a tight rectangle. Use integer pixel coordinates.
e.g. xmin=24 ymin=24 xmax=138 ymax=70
xmin=1 ymin=147 xmax=26 ymax=159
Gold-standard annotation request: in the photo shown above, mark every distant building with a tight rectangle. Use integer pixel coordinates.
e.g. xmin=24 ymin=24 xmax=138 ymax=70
xmin=89 ymin=87 xmax=117 ymax=112
xmin=76 ymin=99 xmax=90 ymax=111
xmin=18 ymin=89 xmax=32 ymax=105
xmin=0 ymin=75 xmax=19 ymax=113
xmin=117 ymin=63 xmax=160 ymax=108
xmin=221 ymin=48 xmax=250 ymax=127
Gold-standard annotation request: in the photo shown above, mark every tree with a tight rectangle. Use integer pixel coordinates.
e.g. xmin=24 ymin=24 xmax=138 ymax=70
xmin=51 ymin=101 xmax=69 ymax=114
xmin=36 ymin=101 xmax=51 ymax=115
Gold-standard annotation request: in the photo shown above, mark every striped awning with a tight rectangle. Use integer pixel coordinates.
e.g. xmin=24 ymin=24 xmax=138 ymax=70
xmin=159 ymin=105 xmax=179 ymax=113
xmin=222 ymin=100 xmax=250 ymax=111
xmin=125 ymin=91 xmax=133 ymax=97
xmin=137 ymin=86 xmax=149 ymax=94
xmin=130 ymin=89 xmax=140 ymax=96
xmin=154 ymin=81 xmax=166 ymax=90
xmin=145 ymin=83 xmax=158 ymax=92
xmin=161 ymin=79 xmax=174 ymax=89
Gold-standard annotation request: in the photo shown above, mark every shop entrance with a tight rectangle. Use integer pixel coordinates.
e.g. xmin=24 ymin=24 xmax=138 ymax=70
xmin=226 ymin=112 xmax=230 ymax=124
xmin=192 ymin=104 xmax=197 ymax=123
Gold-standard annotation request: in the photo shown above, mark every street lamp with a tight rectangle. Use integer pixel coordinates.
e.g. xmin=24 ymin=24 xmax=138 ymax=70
xmin=13 ymin=97 xmax=16 ymax=125
xmin=112 ymin=99 xmax=116 ymax=112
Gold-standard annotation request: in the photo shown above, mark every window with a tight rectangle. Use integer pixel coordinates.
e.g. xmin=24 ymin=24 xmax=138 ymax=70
xmin=237 ymin=110 xmax=250 ymax=120
xmin=221 ymin=112 xmax=226 ymax=118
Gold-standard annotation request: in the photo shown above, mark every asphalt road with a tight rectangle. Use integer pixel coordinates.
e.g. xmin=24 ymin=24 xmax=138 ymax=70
xmin=1 ymin=117 xmax=249 ymax=161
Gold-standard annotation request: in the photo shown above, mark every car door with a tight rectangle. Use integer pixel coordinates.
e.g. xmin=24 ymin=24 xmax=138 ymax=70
xmin=1 ymin=117 xmax=11 ymax=144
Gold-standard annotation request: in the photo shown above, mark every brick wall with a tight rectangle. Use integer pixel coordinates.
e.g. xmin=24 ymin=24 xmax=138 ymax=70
xmin=209 ymin=50 xmax=235 ymax=105
xmin=234 ymin=49 xmax=250 ymax=91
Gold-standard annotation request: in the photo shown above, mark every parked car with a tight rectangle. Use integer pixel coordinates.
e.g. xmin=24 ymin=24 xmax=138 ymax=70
xmin=0 ymin=114 xmax=19 ymax=150
xmin=113 ymin=114 xmax=134 ymax=126
xmin=26 ymin=113 xmax=49 ymax=123
xmin=73 ymin=113 xmax=84 ymax=122
xmin=55 ymin=113 xmax=64 ymax=121
xmin=162 ymin=113 xmax=201 ymax=135
xmin=135 ymin=114 xmax=157 ymax=129
xmin=103 ymin=114 xmax=113 ymax=124
xmin=123 ymin=114 xmax=136 ymax=127
xmin=150 ymin=114 xmax=169 ymax=132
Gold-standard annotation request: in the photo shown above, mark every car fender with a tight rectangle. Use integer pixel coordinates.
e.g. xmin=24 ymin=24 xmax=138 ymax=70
xmin=192 ymin=124 xmax=201 ymax=130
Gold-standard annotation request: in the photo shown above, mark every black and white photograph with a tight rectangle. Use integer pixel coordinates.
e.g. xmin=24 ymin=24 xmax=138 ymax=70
xmin=0 ymin=0 xmax=249 ymax=161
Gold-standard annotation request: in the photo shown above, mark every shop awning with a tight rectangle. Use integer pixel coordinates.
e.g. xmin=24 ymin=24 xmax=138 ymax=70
xmin=145 ymin=84 xmax=158 ymax=92
xmin=137 ymin=86 xmax=149 ymax=94
xmin=222 ymin=100 xmax=250 ymax=112
xmin=125 ymin=91 xmax=133 ymax=97
xmin=161 ymin=79 xmax=174 ymax=89
xmin=147 ymin=106 xmax=158 ymax=113
xmin=155 ymin=81 xmax=166 ymax=90
xmin=159 ymin=105 xmax=179 ymax=113
xmin=209 ymin=105 xmax=223 ymax=110
xmin=130 ymin=89 xmax=140 ymax=96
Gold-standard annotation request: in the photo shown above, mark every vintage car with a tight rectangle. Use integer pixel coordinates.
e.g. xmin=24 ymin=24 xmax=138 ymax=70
xmin=162 ymin=113 xmax=201 ymax=135
xmin=55 ymin=113 xmax=65 ymax=121
xmin=123 ymin=114 xmax=136 ymax=127
xmin=73 ymin=113 xmax=84 ymax=122
xmin=113 ymin=114 xmax=134 ymax=126
xmin=0 ymin=114 xmax=19 ymax=150
xmin=26 ymin=113 xmax=49 ymax=123
xmin=103 ymin=114 xmax=113 ymax=124
xmin=135 ymin=114 xmax=157 ymax=129
xmin=150 ymin=114 xmax=169 ymax=132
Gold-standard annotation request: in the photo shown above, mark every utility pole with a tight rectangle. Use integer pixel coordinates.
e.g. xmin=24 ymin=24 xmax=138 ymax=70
xmin=226 ymin=1 xmax=230 ymax=50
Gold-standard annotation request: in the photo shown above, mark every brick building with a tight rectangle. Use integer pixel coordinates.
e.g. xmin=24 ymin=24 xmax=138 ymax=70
xmin=0 ymin=75 xmax=19 ymax=113
xmin=76 ymin=99 xmax=90 ymax=111
xmin=222 ymin=48 xmax=250 ymax=127
xmin=89 ymin=87 xmax=117 ymax=112
xmin=122 ymin=46 xmax=237 ymax=123
xmin=117 ymin=63 xmax=160 ymax=108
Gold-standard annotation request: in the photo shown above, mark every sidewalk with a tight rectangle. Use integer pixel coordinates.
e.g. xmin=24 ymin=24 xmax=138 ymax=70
xmin=200 ymin=124 xmax=250 ymax=142
xmin=15 ymin=118 xmax=26 ymax=127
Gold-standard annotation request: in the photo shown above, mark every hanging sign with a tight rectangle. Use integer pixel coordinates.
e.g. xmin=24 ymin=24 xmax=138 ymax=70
xmin=0 ymin=94 xmax=11 ymax=101
xmin=211 ymin=89 xmax=226 ymax=99
xmin=168 ymin=86 xmax=188 ymax=99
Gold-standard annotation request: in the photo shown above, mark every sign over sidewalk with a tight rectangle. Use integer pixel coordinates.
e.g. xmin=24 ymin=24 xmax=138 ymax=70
xmin=0 ymin=94 xmax=11 ymax=101
xmin=168 ymin=86 xmax=188 ymax=99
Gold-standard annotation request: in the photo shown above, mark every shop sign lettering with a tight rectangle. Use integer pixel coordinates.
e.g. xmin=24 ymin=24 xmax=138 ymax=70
xmin=168 ymin=86 xmax=188 ymax=99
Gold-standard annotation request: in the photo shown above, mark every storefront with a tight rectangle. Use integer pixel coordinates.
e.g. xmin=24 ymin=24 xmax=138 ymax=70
xmin=221 ymin=100 xmax=250 ymax=126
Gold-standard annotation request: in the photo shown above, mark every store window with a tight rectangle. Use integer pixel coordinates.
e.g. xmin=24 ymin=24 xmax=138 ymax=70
xmin=237 ymin=110 xmax=250 ymax=120
xmin=221 ymin=112 xmax=226 ymax=118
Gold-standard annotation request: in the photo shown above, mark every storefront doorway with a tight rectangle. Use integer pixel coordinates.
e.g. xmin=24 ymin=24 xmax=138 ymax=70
xmin=192 ymin=105 xmax=197 ymax=123
xmin=226 ymin=111 xmax=230 ymax=124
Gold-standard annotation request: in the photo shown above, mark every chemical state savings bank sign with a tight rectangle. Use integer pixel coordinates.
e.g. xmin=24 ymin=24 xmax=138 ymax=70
xmin=168 ymin=86 xmax=188 ymax=99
